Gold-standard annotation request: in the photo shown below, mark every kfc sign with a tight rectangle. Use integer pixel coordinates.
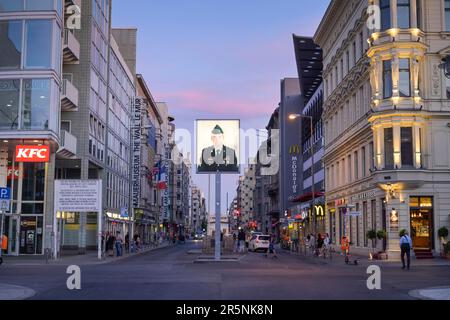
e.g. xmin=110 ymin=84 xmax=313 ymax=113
xmin=15 ymin=146 xmax=50 ymax=163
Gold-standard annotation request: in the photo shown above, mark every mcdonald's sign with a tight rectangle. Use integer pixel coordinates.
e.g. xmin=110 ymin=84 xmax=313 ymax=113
xmin=289 ymin=145 xmax=301 ymax=154
xmin=315 ymin=205 xmax=325 ymax=217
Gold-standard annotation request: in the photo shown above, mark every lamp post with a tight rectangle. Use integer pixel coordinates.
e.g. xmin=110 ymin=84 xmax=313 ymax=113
xmin=289 ymin=113 xmax=316 ymax=237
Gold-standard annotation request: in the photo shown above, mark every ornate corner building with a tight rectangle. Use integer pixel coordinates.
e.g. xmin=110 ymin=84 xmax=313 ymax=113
xmin=315 ymin=0 xmax=450 ymax=258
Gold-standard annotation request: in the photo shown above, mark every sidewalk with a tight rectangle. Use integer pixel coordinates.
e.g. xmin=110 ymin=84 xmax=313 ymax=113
xmin=286 ymin=248 xmax=450 ymax=268
xmin=0 ymin=284 xmax=36 ymax=300
xmin=409 ymin=287 xmax=450 ymax=300
xmin=0 ymin=242 xmax=174 ymax=267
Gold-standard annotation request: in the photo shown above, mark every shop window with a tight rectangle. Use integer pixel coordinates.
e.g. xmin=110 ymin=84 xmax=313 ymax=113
xmin=383 ymin=60 xmax=393 ymax=98
xmin=380 ymin=0 xmax=391 ymax=31
xmin=22 ymin=79 xmax=50 ymax=130
xmin=384 ymin=128 xmax=394 ymax=169
xmin=0 ymin=20 xmax=22 ymax=70
xmin=397 ymin=0 xmax=411 ymax=29
xmin=399 ymin=59 xmax=411 ymax=97
xmin=0 ymin=79 xmax=20 ymax=130
xmin=401 ymin=127 xmax=414 ymax=166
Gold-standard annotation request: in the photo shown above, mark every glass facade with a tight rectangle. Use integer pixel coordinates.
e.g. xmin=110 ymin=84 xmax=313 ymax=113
xmin=0 ymin=0 xmax=57 ymax=12
xmin=25 ymin=20 xmax=52 ymax=69
xmin=401 ymin=127 xmax=414 ymax=166
xmin=0 ymin=79 xmax=20 ymax=129
xmin=0 ymin=78 xmax=57 ymax=132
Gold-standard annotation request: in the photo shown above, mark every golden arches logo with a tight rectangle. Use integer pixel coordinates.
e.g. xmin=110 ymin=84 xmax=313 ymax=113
xmin=315 ymin=205 xmax=324 ymax=217
xmin=289 ymin=145 xmax=301 ymax=154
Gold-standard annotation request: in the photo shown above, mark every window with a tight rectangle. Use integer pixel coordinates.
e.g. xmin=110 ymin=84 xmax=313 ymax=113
xmin=347 ymin=155 xmax=352 ymax=182
xmin=383 ymin=60 xmax=393 ymax=98
xmin=25 ymin=0 xmax=53 ymax=10
xmin=0 ymin=21 xmax=22 ymax=70
xmin=417 ymin=0 xmax=422 ymax=29
xmin=22 ymin=79 xmax=50 ymax=130
xmin=25 ymin=20 xmax=52 ymax=68
xmin=401 ymin=127 xmax=414 ymax=166
xmin=397 ymin=0 xmax=411 ymax=29
xmin=380 ymin=0 xmax=391 ymax=31
xmin=0 ymin=0 xmax=22 ymax=11
xmin=362 ymin=147 xmax=366 ymax=177
xmin=384 ymin=128 xmax=394 ymax=169
xmin=363 ymin=201 xmax=368 ymax=247
xmin=399 ymin=58 xmax=411 ymax=97
xmin=445 ymin=0 xmax=450 ymax=31
xmin=354 ymin=151 xmax=359 ymax=180
xmin=353 ymin=41 xmax=357 ymax=66
xmin=0 ymin=79 xmax=20 ymax=130
xmin=360 ymin=32 xmax=364 ymax=57
xmin=370 ymin=142 xmax=375 ymax=170
xmin=346 ymin=51 xmax=350 ymax=73
xmin=447 ymin=74 xmax=450 ymax=99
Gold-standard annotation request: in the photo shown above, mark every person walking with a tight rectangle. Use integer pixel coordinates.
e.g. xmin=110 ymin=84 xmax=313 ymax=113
xmin=115 ymin=231 xmax=123 ymax=257
xmin=238 ymin=229 xmax=246 ymax=253
xmin=317 ymin=233 xmax=324 ymax=257
xmin=265 ymin=236 xmax=278 ymax=259
xmin=400 ymin=231 xmax=413 ymax=270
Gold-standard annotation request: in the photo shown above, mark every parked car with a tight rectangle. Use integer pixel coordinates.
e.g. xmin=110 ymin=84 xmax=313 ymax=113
xmin=193 ymin=234 xmax=204 ymax=241
xmin=249 ymin=235 xmax=271 ymax=252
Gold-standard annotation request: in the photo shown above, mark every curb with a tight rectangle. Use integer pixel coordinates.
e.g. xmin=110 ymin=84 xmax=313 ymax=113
xmin=1 ymin=244 xmax=176 ymax=267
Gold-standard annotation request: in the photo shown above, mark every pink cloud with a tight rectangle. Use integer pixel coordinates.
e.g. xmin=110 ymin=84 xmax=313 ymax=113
xmin=160 ymin=89 xmax=275 ymax=116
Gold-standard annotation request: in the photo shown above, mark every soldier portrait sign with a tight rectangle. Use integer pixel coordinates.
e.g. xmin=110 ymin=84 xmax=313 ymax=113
xmin=196 ymin=120 xmax=240 ymax=174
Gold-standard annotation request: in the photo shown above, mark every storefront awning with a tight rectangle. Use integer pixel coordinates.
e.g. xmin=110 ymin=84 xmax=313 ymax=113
xmin=290 ymin=192 xmax=325 ymax=203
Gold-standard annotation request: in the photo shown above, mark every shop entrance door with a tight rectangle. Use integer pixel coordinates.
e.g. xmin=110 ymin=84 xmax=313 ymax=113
xmin=20 ymin=217 xmax=36 ymax=254
xmin=410 ymin=209 xmax=433 ymax=250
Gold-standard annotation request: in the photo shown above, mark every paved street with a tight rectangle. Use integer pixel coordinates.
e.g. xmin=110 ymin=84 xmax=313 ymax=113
xmin=1 ymin=241 xmax=449 ymax=300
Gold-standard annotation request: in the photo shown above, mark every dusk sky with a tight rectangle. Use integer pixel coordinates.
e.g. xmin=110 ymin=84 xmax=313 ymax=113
xmin=112 ymin=0 xmax=331 ymax=213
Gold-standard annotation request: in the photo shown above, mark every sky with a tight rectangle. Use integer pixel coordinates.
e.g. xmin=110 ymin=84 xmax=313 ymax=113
xmin=112 ymin=0 xmax=330 ymax=214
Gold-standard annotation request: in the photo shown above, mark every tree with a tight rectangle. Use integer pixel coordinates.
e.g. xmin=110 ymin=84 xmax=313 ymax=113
xmin=366 ymin=229 xmax=377 ymax=253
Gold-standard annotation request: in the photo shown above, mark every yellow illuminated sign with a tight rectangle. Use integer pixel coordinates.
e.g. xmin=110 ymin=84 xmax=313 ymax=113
xmin=289 ymin=145 xmax=301 ymax=154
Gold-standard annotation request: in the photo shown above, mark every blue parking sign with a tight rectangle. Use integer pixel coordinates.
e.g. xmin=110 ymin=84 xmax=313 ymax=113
xmin=0 ymin=188 xmax=10 ymax=200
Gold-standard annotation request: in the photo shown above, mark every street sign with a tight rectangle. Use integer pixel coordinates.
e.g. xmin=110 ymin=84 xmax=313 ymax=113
xmin=0 ymin=187 xmax=11 ymax=200
xmin=120 ymin=207 xmax=129 ymax=218
xmin=348 ymin=211 xmax=362 ymax=217
xmin=0 ymin=199 xmax=10 ymax=212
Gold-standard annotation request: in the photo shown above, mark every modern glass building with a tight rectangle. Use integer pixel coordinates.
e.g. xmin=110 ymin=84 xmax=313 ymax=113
xmin=0 ymin=0 xmax=64 ymax=255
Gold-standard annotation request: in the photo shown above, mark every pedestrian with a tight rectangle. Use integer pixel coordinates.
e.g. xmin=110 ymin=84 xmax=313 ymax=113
xmin=115 ymin=231 xmax=123 ymax=257
xmin=125 ymin=233 xmax=130 ymax=252
xmin=106 ymin=232 xmax=115 ymax=257
xmin=400 ymin=231 xmax=413 ymax=270
xmin=341 ymin=236 xmax=349 ymax=258
xmin=1 ymin=233 xmax=8 ymax=254
xmin=265 ymin=236 xmax=278 ymax=259
xmin=324 ymin=233 xmax=330 ymax=248
xmin=317 ymin=233 xmax=324 ymax=256
xmin=238 ymin=229 xmax=246 ymax=253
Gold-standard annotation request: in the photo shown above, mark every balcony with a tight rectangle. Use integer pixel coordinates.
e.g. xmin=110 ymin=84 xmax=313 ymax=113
xmin=63 ymin=29 xmax=80 ymax=64
xmin=61 ymin=79 xmax=79 ymax=111
xmin=57 ymin=130 xmax=77 ymax=159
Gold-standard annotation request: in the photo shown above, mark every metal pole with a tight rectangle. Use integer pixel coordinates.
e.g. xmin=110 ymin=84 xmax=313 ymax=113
xmin=0 ymin=211 xmax=4 ymax=260
xmin=215 ymin=172 xmax=221 ymax=261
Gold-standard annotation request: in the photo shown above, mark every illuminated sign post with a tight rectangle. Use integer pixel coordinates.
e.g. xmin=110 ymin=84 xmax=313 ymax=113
xmin=196 ymin=120 xmax=240 ymax=261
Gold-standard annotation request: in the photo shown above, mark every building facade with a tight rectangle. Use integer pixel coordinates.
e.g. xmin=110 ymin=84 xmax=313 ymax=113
xmin=315 ymin=0 xmax=450 ymax=257
xmin=0 ymin=0 xmax=64 ymax=255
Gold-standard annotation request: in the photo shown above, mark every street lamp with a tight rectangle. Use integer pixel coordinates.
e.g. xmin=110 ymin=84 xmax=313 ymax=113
xmin=289 ymin=113 xmax=316 ymax=237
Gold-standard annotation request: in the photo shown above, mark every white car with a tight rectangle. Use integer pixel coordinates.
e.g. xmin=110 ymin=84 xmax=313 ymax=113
xmin=249 ymin=235 xmax=271 ymax=252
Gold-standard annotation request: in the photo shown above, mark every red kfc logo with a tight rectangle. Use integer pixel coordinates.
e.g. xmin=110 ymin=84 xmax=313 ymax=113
xmin=15 ymin=146 xmax=50 ymax=163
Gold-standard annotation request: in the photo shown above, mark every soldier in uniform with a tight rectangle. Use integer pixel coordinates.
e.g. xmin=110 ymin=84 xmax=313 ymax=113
xmin=198 ymin=124 xmax=239 ymax=173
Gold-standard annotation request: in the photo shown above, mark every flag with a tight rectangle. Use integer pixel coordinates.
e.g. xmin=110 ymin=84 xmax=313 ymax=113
xmin=157 ymin=163 xmax=167 ymax=190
